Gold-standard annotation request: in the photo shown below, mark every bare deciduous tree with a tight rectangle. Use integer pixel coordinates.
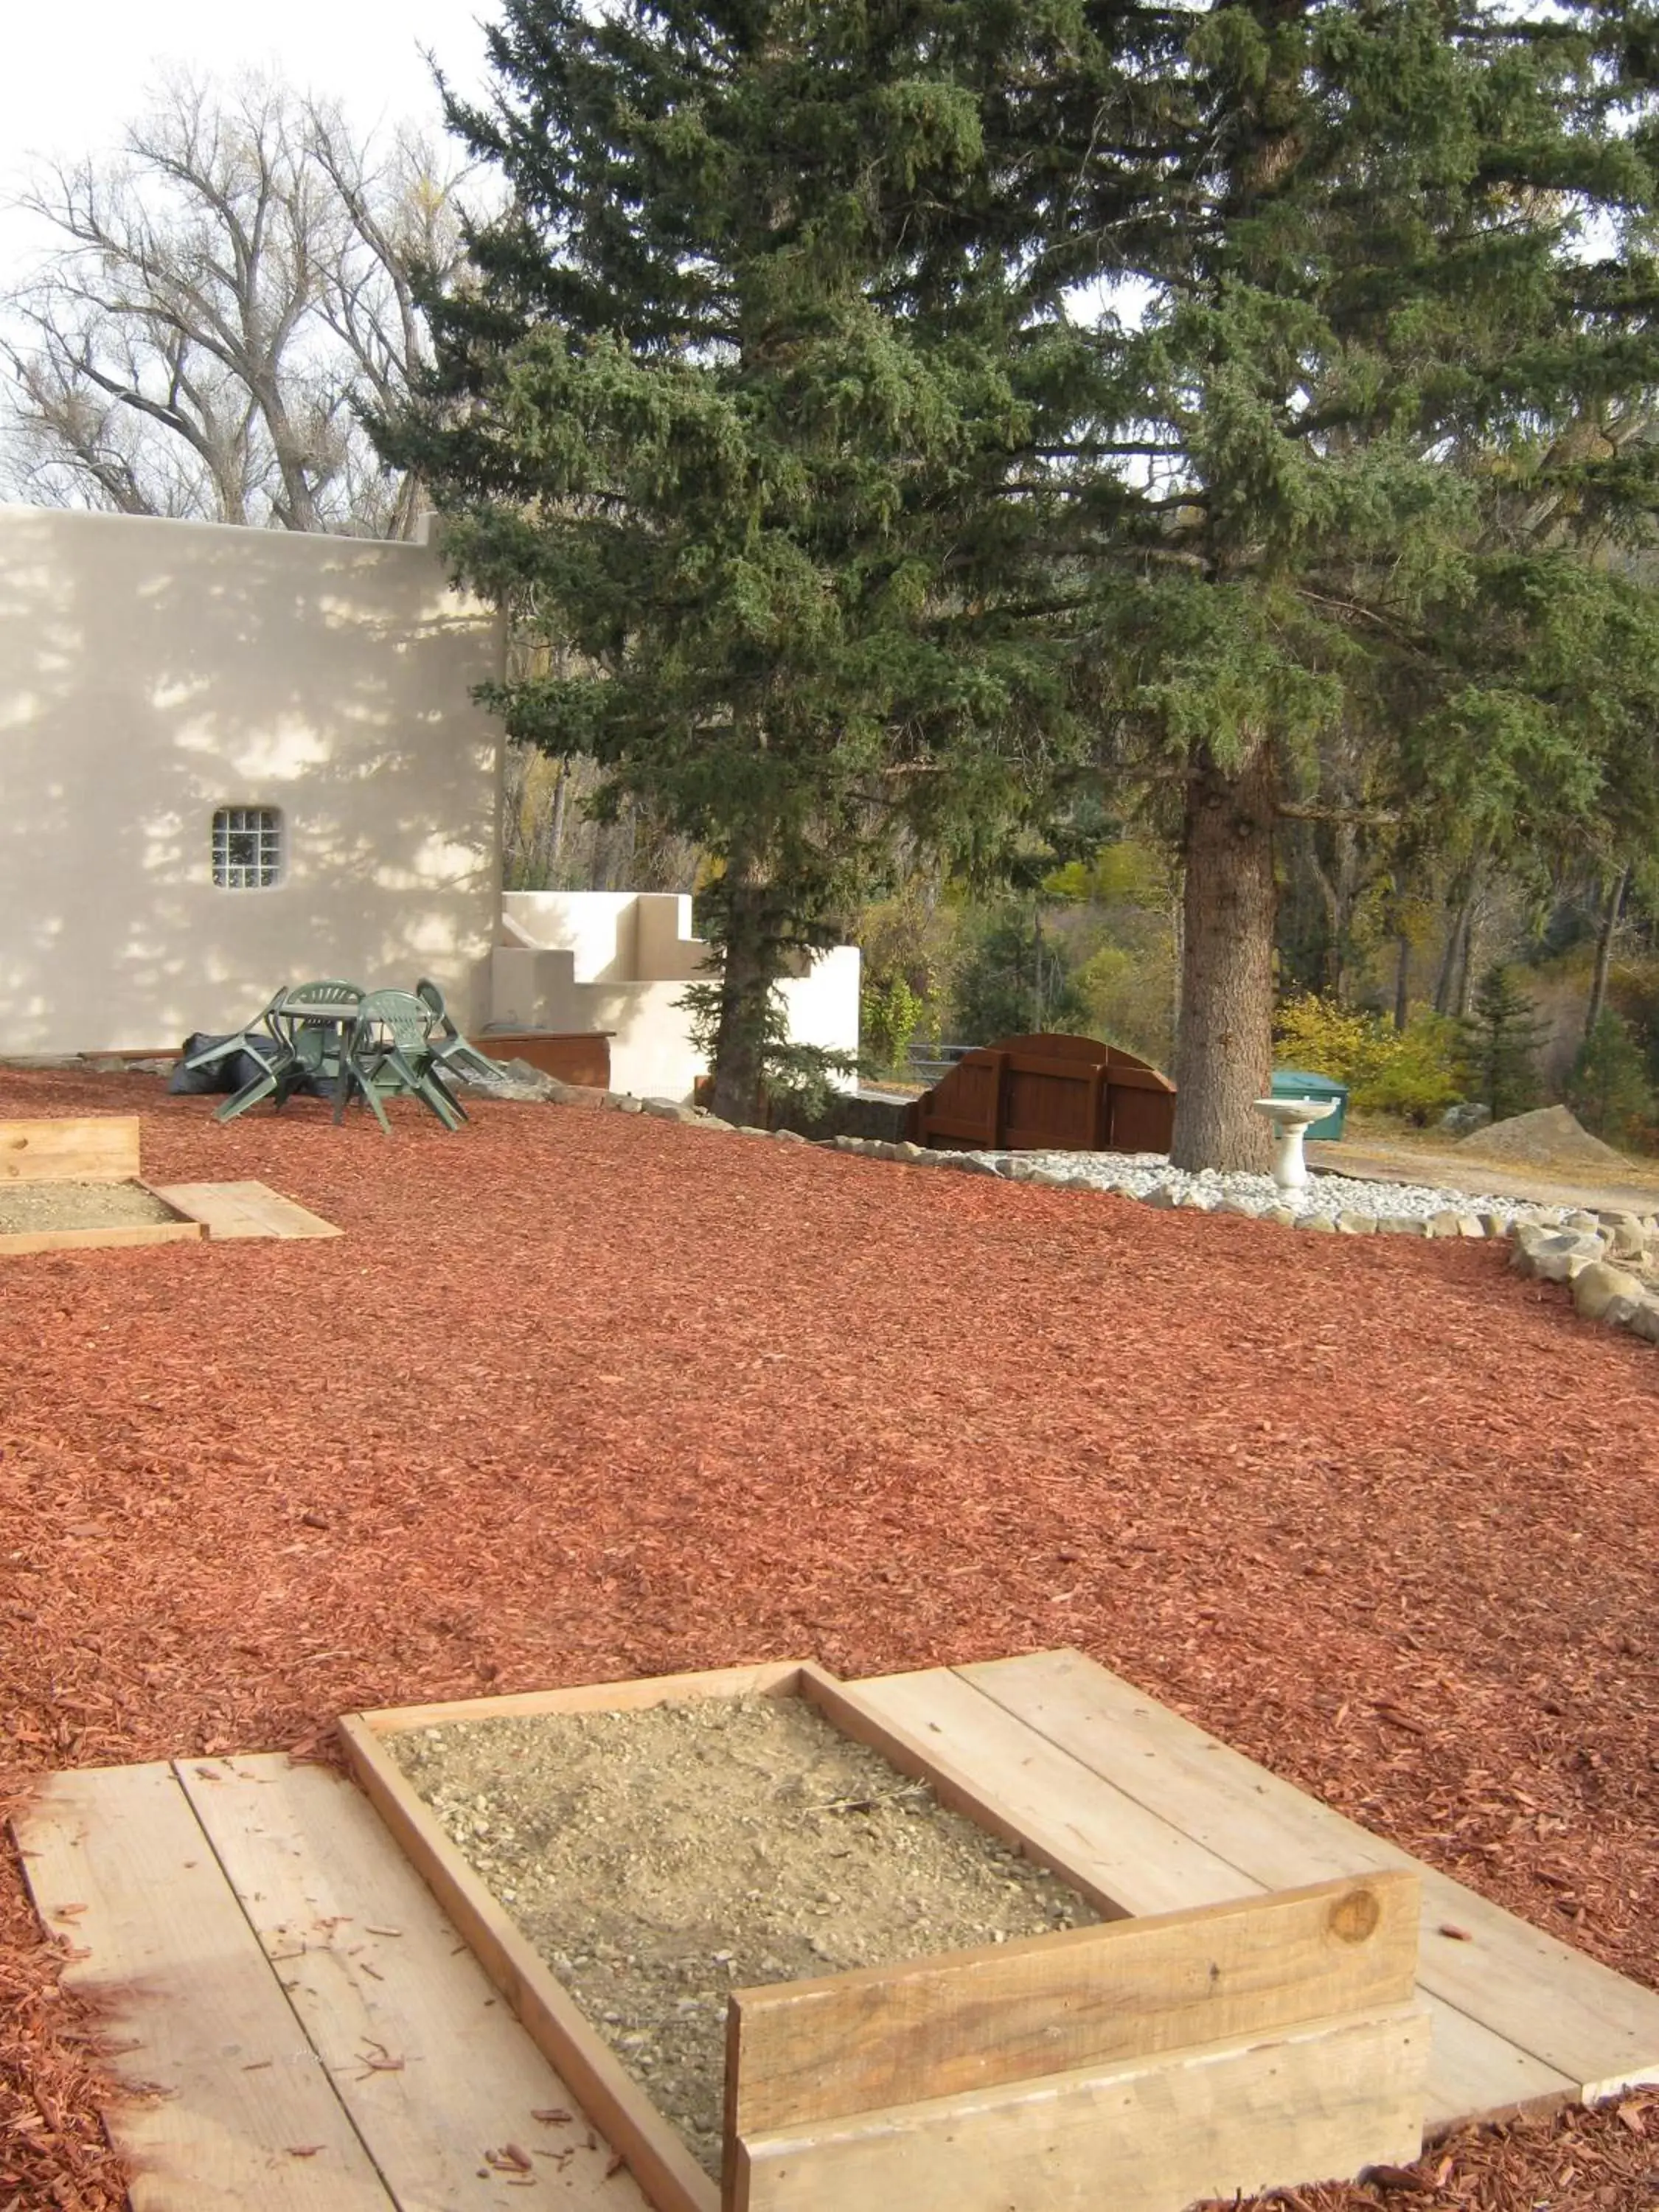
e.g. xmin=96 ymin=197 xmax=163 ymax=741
xmin=1 ymin=72 xmax=474 ymax=535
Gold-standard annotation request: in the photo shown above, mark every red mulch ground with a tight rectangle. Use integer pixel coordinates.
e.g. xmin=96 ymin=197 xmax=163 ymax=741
xmin=2 ymin=1069 xmax=1655 ymax=2211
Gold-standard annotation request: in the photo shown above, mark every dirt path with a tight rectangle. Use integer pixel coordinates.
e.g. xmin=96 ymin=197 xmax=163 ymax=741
xmin=1310 ymin=1133 xmax=1659 ymax=1217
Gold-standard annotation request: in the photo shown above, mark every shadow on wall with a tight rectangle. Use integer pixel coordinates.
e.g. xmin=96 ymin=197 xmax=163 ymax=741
xmin=0 ymin=507 xmax=503 ymax=1056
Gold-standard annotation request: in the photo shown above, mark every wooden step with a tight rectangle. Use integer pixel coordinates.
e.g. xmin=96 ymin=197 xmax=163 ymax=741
xmin=14 ymin=1764 xmax=389 ymax=2211
xmin=961 ymin=1649 xmax=1659 ymax=2104
xmin=14 ymin=1758 xmax=651 ymax=2211
xmin=148 ymin=1180 xmax=341 ymax=1239
xmin=844 ymin=1666 xmax=1578 ymax=2135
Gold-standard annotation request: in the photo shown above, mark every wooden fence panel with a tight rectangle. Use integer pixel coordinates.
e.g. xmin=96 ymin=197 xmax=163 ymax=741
xmin=909 ymin=1037 xmax=1174 ymax=1155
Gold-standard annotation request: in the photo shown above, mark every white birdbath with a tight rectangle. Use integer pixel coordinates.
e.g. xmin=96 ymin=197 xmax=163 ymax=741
xmin=1252 ymin=1096 xmax=1339 ymax=1192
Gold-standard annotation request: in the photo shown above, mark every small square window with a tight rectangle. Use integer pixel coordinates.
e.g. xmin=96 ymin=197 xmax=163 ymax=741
xmin=212 ymin=806 xmax=283 ymax=889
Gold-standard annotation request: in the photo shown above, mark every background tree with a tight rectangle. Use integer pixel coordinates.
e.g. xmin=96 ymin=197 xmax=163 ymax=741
xmin=1459 ymin=964 xmax=1548 ymax=1123
xmin=1568 ymin=1009 xmax=1655 ymax=1146
xmin=380 ymin=0 xmax=1093 ymax=1124
xmin=951 ymin=902 xmax=1088 ymax=1048
xmin=1 ymin=72 xmax=473 ymax=535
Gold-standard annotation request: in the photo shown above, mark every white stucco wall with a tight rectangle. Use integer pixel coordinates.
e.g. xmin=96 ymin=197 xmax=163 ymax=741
xmin=0 ymin=505 xmax=504 ymax=1055
xmin=494 ymin=891 xmax=860 ymax=1102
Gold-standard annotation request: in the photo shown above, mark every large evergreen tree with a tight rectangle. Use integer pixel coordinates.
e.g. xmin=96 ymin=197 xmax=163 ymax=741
xmin=376 ymin=0 xmax=1092 ymax=1122
xmin=905 ymin=0 xmax=1659 ymax=1166
xmin=389 ymin=0 xmax=1659 ymax=1158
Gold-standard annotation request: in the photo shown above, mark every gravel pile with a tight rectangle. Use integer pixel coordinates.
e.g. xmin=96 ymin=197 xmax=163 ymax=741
xmin=980 ymin=1149 xmax=1551 ymax=1226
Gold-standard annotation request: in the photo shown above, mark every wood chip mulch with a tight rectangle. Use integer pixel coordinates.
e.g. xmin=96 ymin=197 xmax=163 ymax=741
xmin=2 ymin=1070 xmax=1655 ymax=2211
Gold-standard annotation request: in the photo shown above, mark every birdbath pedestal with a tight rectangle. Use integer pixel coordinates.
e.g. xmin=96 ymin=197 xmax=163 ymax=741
xmin=1252 ymin=1096 xmax=1338 ymax=1192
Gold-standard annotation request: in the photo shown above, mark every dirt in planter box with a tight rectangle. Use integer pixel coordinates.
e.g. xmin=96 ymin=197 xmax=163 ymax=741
xmin=388 ymin=1691 xmax=1102 ymax=2176
xmin=0 ymin=1180 xmax=178 ymax=1236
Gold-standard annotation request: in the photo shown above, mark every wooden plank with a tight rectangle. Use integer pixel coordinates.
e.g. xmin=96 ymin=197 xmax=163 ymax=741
xmin=727 ymin=1873 xmax=1418 ymax=2141
xmin=0 ymin=1114 xmax=140 ymax=1183
xmin=177 ymin=1754 xmax=649 ymax=2211
xmin=11 ymin=1763 xmax=389 ymax=2211
xmin=852 ymin=1666 xmax=1572 ymax=2135
xmin=338 ymin=1713 xmax=720 ymax=2212
xmin=0 ymin=1217 xmax=204 ymax=1257
xmin=734 ymin=2006 xmax=1430 ymax=2212
xmin=963 ymin=1650 xmax=1659 ymax=2102
xmin=149 ymin=1180 xmax=343 ymax=1240
xmin=819 ymin=1665 xmax=1255 ymax=1919
xmin=357 ymin=1660 xmax=806 ymax=1738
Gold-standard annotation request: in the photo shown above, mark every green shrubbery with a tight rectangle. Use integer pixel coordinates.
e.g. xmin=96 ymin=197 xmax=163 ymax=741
xmin=859 ymin=975 xmax=925 ymax=1076
xmin=1272 ymin=994 xmax=1464 ymax=1124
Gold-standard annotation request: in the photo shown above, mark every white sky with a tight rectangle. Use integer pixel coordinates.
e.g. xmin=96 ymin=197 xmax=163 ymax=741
xmin=1 ymin=0 xmax=498 ymax=279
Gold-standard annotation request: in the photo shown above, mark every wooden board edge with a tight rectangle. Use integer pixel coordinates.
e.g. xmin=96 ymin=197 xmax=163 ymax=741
xmin=0 ymin=1114 xmax=142 ymax=1183
xmin=723 ymin=1870 xmax=1420 ymax=2144
xmin=732 ymin=2002 xmax=1433 ymax=2212
xmin=1422 ymin=2079 xmax=1576 ymax=2143
xmin=1579 ymin=2065 xmax=1659 ymax=2107
xmin=0 ymin=1216 xmax=205 ymax=1256
xmin=794 ymin=1663 xmax=1134 ymax=1921
xmin=147 ymin=1181 xmax=345 ymax=1241
xmin=337 ymin=1711 xmax=719 ymax=2212
xmin=351 ymin=1660 xmax=810 ymax=1737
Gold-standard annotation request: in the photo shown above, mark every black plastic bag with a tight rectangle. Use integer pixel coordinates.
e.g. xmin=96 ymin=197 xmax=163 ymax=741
xmin=168 ymin=1034 xmax=269 ymax=1095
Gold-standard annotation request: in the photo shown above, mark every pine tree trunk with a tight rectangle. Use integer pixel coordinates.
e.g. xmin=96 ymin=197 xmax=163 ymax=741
xmin=1433 ymin=881 xmax=1473 ymax=1015
xmin=709 ymin=879 xmax=779 ymax=1125
xmin=1393 ymin=930 xmax=1411 ymax=1032
xmin=1455 ymin=911 xmax=1478 ymax=1020
xmin=1585 ymin=865 xmax=1629 ymax=1041
xmin=1169 ymin=874 xmax=1184 ymax=1053
xmin=1169 ymin=746 xmax=1278 ymax=1174
xmin=547 ymin=760 xmax=569 ymax=876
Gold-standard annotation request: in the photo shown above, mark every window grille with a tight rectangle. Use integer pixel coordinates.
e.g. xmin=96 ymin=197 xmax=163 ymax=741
xmin=211 ymin=807 xmax=283 ymax=889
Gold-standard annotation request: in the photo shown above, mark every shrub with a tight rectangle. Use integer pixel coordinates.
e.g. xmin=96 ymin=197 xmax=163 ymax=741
xmin=1272 ymin=994 xmax=1397 ymax=1088
xmin=1273 ymin=994 xmax=1462 ymax=1124
xmin=1350 ymin=1014 xmax=1463 ymax=1124
xmin=860 ymin=975 xmax=925 ymax=1075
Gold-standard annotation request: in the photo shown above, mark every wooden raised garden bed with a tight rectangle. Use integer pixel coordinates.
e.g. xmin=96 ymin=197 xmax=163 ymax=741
xmin=0 ymin=1117 xmax=204 ymax=1256
xmin=478 ymin=1029 xmax=613 ymax=1088
xmin=341 ymin=1661 xmax=1429 ymax=2212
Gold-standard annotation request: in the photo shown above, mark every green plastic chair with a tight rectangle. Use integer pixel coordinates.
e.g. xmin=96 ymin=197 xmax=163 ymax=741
xmin=415 ymin=978 xmax=506 ymax=1093
xmin=345 ymin=990 xmax=465 ymax=1135
xmin=189 ymin=988 xmax=299 ymax=1124
xmin=271 ymin=981 xmax=365 ymax=1118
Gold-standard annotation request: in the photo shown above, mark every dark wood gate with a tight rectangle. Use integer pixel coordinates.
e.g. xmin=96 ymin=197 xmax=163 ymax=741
xmin=907 ymin=1032 xmax=1175 ymax=1154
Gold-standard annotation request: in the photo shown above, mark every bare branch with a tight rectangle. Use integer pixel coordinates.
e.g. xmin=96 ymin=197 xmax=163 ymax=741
xmin=0 ymin=66 xmax=479 ymax=533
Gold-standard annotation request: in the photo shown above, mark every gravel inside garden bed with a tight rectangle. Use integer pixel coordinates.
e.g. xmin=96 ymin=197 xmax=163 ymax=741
xmin=1 ymin=1066 xmax=1655 ymax=2212
xmin=0 ymin=1179 xmax=178 ymax=1237
xmin=389 ymin=1694 xmax=1097 ymax=2174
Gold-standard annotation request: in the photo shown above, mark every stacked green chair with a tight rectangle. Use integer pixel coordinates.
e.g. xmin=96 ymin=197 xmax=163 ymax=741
xmin=345 ymin=990 xmax=465 ymax=1134
xmin=181 ymin=988 xmax=295 ymax=1124
xmin=269 ymin=980 xmax=365 ymax=1119
xmin=415 ymin=978 xmax=507 ymax=1094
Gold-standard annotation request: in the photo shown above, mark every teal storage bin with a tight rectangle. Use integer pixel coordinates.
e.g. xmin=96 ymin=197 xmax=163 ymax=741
xmin=1270 ymin=1068 xmax=1348 ymax=1141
